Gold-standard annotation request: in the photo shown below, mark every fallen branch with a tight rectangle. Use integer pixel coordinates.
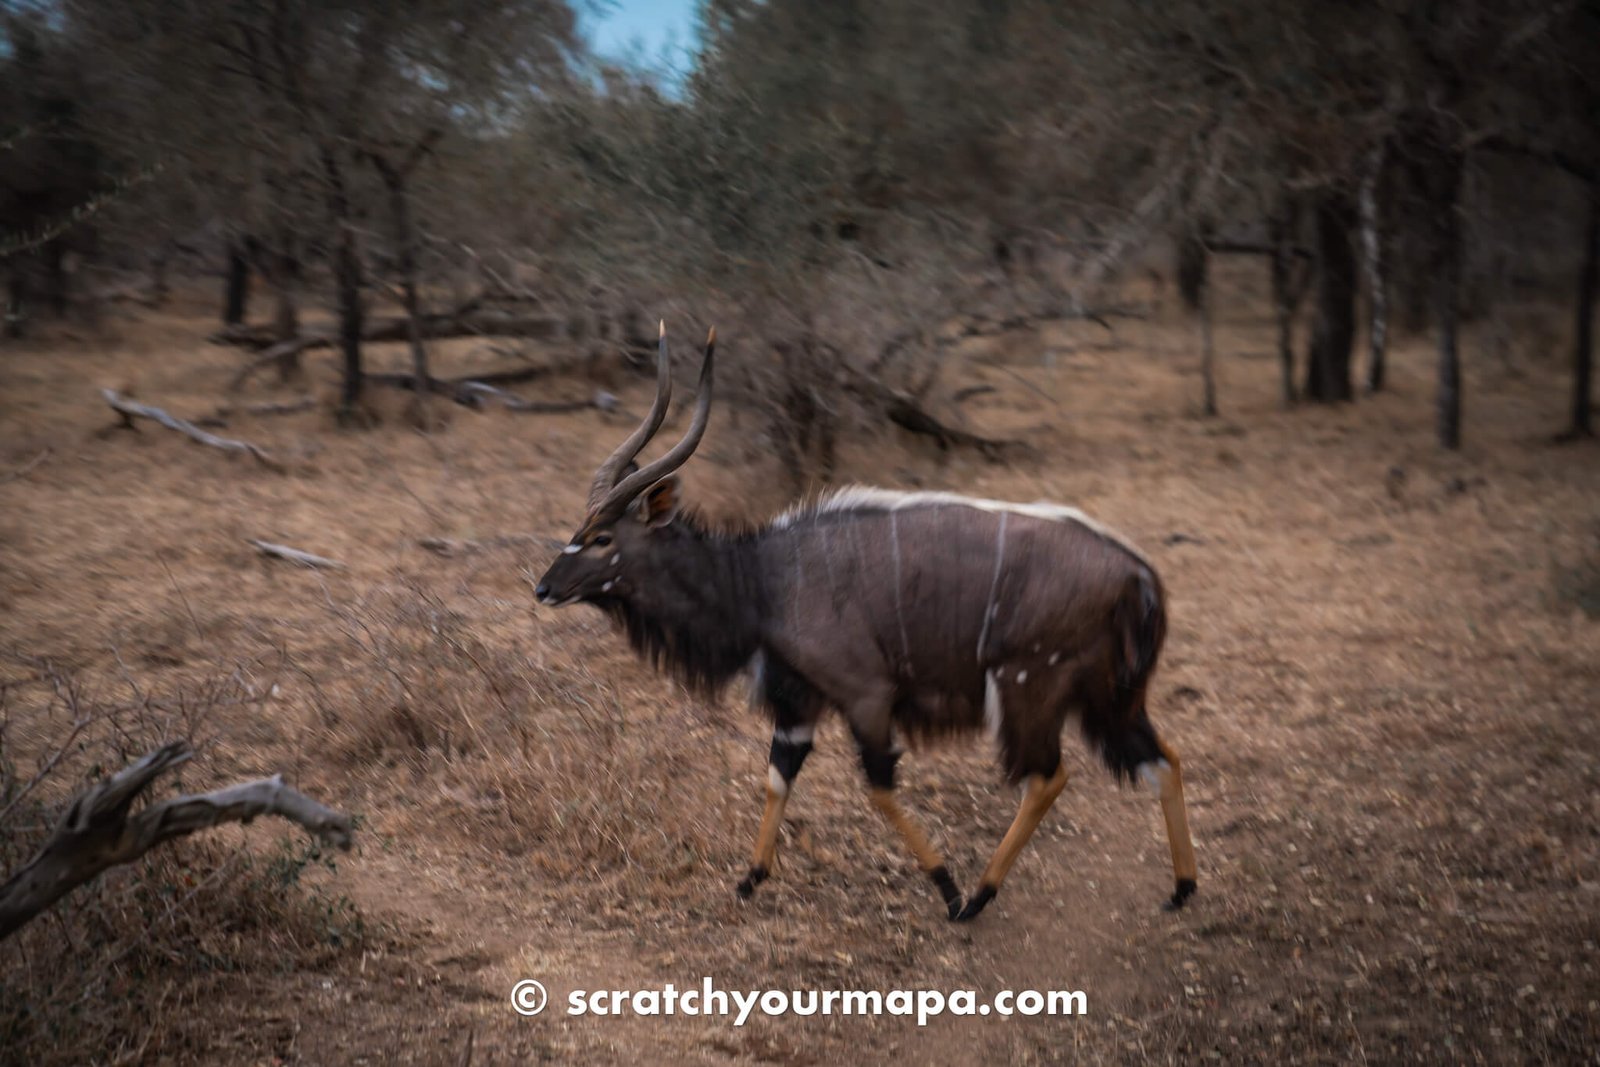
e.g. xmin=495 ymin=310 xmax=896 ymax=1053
xmin=0 ymin=740 xmax=353 ymax=941
xmin=102 ymin=389 xmax=285 ymax=472
xmin=228 ymin=336 xmax=325 ymax=391
xmin=417 ymin=533 xmax=565 ymax=558
xmin=241 ymin=396 xmax=316 ymax=417
xmin=246 ymin=538 xmax=344 ymax=569
xmin=457 ymin=381 xmax=619 ymax=414
xmin=210 ymin=309 xmax=566 ymax=352
xmin=0 ymin=448 xmax=50 ymax=485
xmin=844 ymin=369 xmax=1019 ymax=458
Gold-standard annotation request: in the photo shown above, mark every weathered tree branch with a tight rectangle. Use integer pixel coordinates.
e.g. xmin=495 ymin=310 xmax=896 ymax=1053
xmin=0 ymin=741 xmax=353 ymax=941
xmin=247 ymin=538 xmax=345 ymax=569
xmin=102 ymin=390 xmax=285 ymax=472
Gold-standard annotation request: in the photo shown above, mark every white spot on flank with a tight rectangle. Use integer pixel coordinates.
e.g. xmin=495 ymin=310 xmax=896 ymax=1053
xmin=601 ymin=580 xmax=615 ymax=593
xmin=983 ymin=671 xmax=1003 ymax=738
xmin=768 ymin=765 xmax=789 ymax=797
xmin=562 ymin=543 xmax=582 ymax=555
xmin=1016 ymin=669 xmax=1028 ymax=684
xmin=610 ymin=552 xmax=621 ymax=564
xmin=1048 ymin=652 xmax=1061 ymax=666
xmin=772 ymin=485 xmax=1151 ymax=566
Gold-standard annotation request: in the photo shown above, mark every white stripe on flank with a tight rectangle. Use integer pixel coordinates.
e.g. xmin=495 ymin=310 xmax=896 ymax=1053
xmin=983 ymin=670 xmax=1003 ymax=738
xmin=773 ymin=485 xmax=1150 ymax=566
xmin=975 ymin=511 xmax=1008 ymax=661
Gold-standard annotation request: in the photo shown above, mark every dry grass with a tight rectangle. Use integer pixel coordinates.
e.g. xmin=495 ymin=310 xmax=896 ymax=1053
xmin=1 ymin=264 xmax=1597 ymax=1064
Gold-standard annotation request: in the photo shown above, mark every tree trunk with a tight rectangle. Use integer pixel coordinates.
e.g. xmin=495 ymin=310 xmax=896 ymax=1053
xmin=1268 ymin=196 xmax=1300 ymax=406
xmin=223 ymin=240 xmax=251 ymax=326
xmin=320 ymin=146 xmax=364 ymax=418
xmin=5 ymin=267 xmax=24 ymax=338
xmin=44 ymin=240 xmax=68 ymax=316
xmin=1176 ymin=226 xmax=1217 ymax=415
xmin=1360 ymin=142 xmax=1390 ymax=393
xmin=1568 ymin=180 xmax=1599 ymax=440
xmin=373 ymin=156 xmax=430 ymax=420
xmin=149 ymin=242 xmax=171 ymax=308
xmin=1431 ymin=150 xmax=1466 ymax=450
xmin=334 ymin=230 xmax=364 ymax=414
xmin=1305 ymin=192 xmax=1357 ymax=402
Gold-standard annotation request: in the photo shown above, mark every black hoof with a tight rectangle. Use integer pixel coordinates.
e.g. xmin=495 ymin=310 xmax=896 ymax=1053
xmin=736 ymin=865 xmax=768 ymax=900
xmin=1162 ymin=877 xmax=1197 ymax=912
xmin=929 ymin=865 xmax=963 ymax=921
xmin=953 ymin=884 xmax=996 ymax=922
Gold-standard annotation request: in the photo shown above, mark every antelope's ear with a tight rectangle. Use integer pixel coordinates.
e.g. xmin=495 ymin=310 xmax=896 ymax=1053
xmin=640 ymin=475 xmax=681 ymax=528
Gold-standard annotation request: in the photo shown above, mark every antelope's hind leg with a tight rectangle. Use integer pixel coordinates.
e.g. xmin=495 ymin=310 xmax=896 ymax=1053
xmin=1141 ymin=737 xmax=1198 ymax=911
xmin=955 ymin=760 xmax=1069 ymax=922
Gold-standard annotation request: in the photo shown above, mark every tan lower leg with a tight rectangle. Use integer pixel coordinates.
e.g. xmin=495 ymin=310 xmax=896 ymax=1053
xmin=869 ymin=788 xmax=945 ymax=872
xmin=1155 ymin=741 xmax=1197 ymax=884
xmin=750 ymin=781 xmax=789 ymax=871
xmin=977 ymin=764 xmax=1069 ymax=889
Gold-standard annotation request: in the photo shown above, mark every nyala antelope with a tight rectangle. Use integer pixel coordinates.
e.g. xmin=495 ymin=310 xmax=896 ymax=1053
xmin=535 ymin=325 xmax=1197 ymax=921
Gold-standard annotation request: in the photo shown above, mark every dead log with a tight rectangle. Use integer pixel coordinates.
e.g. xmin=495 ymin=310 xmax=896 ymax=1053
xmin=456 ymin=381 xmax=619 ymax=414
xmin=102 ymin=389 xmax=285 ymax=472
xmin=844 ymin=370 xmax=1019 ymax=458
xmin=210 ymin=310 xmax=566 ymax=353
xmin=228 ymin=335 xmax=327 ymax=391
xmin=0 ymin=741 xmax=353 ymax=941
xmin=417 ymin=533 xmax=564 ymax=558
xmin=246 ymin=538 xmax=344 ymax=569
xmin=0 ymin=448 xmax=50 ymax=485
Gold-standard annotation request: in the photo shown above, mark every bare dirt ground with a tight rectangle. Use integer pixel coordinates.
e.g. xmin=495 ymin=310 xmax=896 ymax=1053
xmin=3 ymin=269 xmax=1598 ymax=1065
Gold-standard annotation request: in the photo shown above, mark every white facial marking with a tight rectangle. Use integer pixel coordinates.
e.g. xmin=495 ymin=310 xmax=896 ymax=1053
xmin=983 ymin=670 xmax=1003 ymax=738
xmin=767 ymin=765 xmax=789 ymax=797
xmin=562 ymin=543 xmax=582 ymax=555
xmin=774 ymin=724 xmax=814 ymax=746
xmin=1016 ymin=669 xmax=1028 ymax=684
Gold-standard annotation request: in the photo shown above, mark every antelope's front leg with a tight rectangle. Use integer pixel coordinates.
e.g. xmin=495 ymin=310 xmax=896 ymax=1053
xmin=736 ymin=724 xmax=813 ymax=899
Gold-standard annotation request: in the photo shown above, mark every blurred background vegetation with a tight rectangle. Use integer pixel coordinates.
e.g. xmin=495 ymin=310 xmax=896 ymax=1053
xmin=3 ymin=0 xmax=1596 ymax=459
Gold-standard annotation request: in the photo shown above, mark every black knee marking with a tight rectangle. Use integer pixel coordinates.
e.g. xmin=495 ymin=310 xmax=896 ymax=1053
xmin=954 ymin=883 xmax=996 ymax=922
xmin=858 ymin=746 xmax=900 ymax=790
xmin=1163 ymin=877 xmax=1197 ymax=912
xmin=736 ymin=865 xmax=769 ymax=899
xmin=929 ymin=865 xmax=963 ymax=920
xmin=769 ymin=736 xmax=813 ymax=784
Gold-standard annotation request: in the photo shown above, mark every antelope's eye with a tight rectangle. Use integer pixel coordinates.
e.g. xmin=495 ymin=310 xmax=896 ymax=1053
xmin=592 ymin=533 xmax=613 ymax=548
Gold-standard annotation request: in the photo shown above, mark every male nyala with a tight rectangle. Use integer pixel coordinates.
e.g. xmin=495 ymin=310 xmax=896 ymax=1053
xmin=536 ymin=324 xmax=1197 ymax=921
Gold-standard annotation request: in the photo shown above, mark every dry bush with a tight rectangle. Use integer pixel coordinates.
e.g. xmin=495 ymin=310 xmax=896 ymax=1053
xmin=306 ymin=581 xmax=736 ymax=901
xmin=0 ymin=659 xmax=368 ymax=1066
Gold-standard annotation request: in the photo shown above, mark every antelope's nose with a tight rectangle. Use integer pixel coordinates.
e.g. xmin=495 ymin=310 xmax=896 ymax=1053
xmin=535 ymin=583 xmax=551 ymax=602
